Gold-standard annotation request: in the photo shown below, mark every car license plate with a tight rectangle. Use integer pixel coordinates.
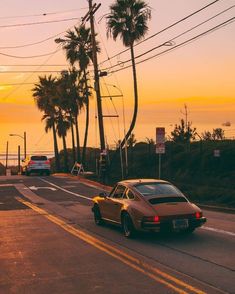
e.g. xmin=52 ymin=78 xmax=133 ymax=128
xmin=173 ymin=219 xmax=189 ymax=229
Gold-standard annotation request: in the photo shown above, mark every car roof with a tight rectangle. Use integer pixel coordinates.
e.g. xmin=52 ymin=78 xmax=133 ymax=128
xmin=118 ymin=179 xmax=169 ymax=187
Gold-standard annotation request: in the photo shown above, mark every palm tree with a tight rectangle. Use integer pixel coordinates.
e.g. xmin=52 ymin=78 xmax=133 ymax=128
xmin=55 ymin=25 xmax=98 ymax=166
xmin=32 ymin=76 xmax=61 ymax=172
xmin=106 ymin=0 xmax=151 ymax=148
xmin=57 ymin=70 xmax=83 ymax=164
xmin=55 ymin=107 xmax=70 ymax=172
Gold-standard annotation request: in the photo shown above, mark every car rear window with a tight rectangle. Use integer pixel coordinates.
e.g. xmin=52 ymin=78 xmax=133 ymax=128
xmin=149 ymin=196 xmax=188 ymax=205
xmin=134 ymin=183 xmax=183 ymax=197
xmin=31 ymin=156 xmax=48 ymax=161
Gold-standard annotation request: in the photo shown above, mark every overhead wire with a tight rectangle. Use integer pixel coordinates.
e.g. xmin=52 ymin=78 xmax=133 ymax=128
xmin=99 ymin=0 xmax=221 ymax=66
xmin=109 ymin=17 xmax=235 ymax=74
xmin=0 ymin=26 xmax=79 ymax=49
xmin=0 ymin=7 xmax=88 ymax=20
xmin=0 ymin=17 xmax=82 ymax=29
xmin=101 ymin=5 xmax=235 ymax=72
xmin=0 ymin=48 xmax=62 ymax=59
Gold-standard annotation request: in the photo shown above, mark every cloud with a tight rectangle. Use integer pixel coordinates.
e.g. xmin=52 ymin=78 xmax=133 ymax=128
xmin=0 ymin=85 xmax=12 ymax=91
xmin=0 ymin=66 xmax=9 ymax=72
xmin=13 ymin=73 xmax=26 ymax=80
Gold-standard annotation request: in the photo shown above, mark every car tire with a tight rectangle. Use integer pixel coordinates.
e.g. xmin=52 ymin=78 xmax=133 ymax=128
xmin=122 ymin=213 xmax=136 ymax=238
xmin=93 ymin=205 xmax=103 ymax=226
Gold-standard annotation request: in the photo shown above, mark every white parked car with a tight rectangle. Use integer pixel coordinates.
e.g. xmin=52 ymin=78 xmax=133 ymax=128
xmin=22 ymin=155 xmax=51 ymax=176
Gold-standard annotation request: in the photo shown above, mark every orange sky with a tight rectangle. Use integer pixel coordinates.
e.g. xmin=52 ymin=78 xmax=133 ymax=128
xmin=0 ymin=0 xmax=234 ymax=155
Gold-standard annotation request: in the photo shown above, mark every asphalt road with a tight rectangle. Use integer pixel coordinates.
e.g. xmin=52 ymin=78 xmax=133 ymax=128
xmin=0 ymin=175 xmax=234 ymax=294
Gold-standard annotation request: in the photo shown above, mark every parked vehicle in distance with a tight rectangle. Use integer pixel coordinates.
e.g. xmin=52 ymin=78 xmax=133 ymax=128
xmin=21 ymin=155 xmax=51 ymax=176
xmin=92 ymin=179 xmax=206 ymax=238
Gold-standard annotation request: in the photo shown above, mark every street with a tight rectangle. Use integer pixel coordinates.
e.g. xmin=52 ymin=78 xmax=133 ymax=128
xmin=0 ymin=175 xmax=234 ymax=294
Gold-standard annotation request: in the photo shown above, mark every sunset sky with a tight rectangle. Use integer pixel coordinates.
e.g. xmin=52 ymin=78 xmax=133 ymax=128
xmin=0 ymin=0 xmax=234 ymax=158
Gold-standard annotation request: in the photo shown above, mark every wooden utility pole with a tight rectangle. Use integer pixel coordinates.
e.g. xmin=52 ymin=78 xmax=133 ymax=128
xmin=5 ymin=141 xmax=9 ymax=170
xmin=88 ymin=0 xmax=105 ymax=151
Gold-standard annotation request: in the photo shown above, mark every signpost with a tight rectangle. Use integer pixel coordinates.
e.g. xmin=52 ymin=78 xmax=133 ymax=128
xmin=156 ymin=127 xmax=165 ymax=179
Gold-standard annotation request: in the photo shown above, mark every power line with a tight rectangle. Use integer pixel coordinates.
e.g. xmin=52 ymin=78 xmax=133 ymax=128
xmin=0 ymin=17 xmax=81 ymax=29
xmin=99 ymin=0 xmax=221 ymax=66
xmin=0 ymin=48 xmax=62 ymax=59
xmin=0 ymin=24 xmax=79 ymax=49
xmin=1 ymin=45 xmax=62 ymax=101
xmin=0 ymin=64 xmax=67 ymax=66
xmin=0 ymin=70 xmax=68 ymax=73
xmin=0 ymin=82 xmax=35 ymax=86
xmin=109 ymin=17 xmax=235 ymax=74
xmin=0 ymin=7 xmax=88 ymax=20
xmin=102 ymin=5 xmax=235 ymax=72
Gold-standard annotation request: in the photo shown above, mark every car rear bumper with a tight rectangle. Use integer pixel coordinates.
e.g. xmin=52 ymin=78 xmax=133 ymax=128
xmin=141 ymin=217 xmax=207 ymax=232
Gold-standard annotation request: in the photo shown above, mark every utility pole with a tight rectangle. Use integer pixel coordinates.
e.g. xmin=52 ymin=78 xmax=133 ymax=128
xmin=5 ymin=141 xmax=9 ymax=170
xmin=87 ymin=0 xmax=105 ymax=152
xmin=18 ymin=145 xmax=21 ymax=174
xmin=24 ymin=131 xmax=27 ymax=159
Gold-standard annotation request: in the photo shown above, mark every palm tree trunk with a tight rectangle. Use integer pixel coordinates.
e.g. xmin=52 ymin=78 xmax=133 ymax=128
xmin=120 ymin=43 xmax=138 ymax=148
xmin=82 ymin=70 xmax=89 ymax=167
xmin=75 ymin=116 xmax=81 ymax=163
xmin=62 ymin=134 xmax=69 ymax=172
xmin=70 ymin=113 xmax=76 ymax=164
xmin=52 ymin=121 xmax=60 ymax=172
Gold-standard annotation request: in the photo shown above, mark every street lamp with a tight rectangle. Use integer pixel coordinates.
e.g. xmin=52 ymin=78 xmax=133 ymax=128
xmin=9 ymin=132 xmax=27 ymax=159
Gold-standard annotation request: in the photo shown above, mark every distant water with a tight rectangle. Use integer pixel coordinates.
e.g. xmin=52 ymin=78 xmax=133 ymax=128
xmin=0 ymin=152 xmax=54 ymax=166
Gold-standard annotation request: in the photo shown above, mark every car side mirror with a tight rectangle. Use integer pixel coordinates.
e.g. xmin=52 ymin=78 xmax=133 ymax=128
xmin=99 ymin=192 xmax=107 ymax=198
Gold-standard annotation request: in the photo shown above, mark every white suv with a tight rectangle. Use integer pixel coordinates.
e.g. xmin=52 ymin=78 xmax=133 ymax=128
xmin=22 ymin=155 xmax=51 ymax=176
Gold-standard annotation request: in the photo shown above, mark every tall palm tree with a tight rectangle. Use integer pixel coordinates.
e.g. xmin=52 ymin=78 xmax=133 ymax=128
xmin=32 ymin=76 xmax=61 ymax=172
xmin=57 ymin=70 xmax=83 ymax=164
xmin=106 ymin=0 xmax=151 ymax=148
xmin=55 ymin=25 xmax=99 ymax=166
xmin=55 ymin=107 xmax=70 ymax=172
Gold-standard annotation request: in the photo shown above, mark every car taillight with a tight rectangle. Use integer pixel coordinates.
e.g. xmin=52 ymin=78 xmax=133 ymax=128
xmin=195 ymin=212 xmax=202 ymax=219
xmin=45 ymin=160 xmax=50 ymax=164
xmin=143 ymin=216 xmax=160 ymax=222
xmin=29 ymin=160 xmax=36 ymax=165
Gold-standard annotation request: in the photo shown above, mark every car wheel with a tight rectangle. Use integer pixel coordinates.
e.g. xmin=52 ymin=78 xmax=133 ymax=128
xmin=122 ymin=213 xmax=135 ymax=238
xmin=93 ymin=205 xmax=103 ymax=226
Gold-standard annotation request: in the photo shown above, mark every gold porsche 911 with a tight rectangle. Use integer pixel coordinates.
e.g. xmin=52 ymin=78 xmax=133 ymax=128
xmin=92 ymin=179 xmax=206 ymax=237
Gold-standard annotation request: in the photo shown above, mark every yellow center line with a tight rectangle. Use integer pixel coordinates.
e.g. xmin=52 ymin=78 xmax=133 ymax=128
xmin=16 ymin=197 xmax=206 ymax=294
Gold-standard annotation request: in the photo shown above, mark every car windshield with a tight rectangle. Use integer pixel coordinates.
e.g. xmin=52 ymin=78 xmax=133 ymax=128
xmin=134 ymin=183 xmax=183 ymax=197
xmin=31 ymin=156 xmax=47 ymax=161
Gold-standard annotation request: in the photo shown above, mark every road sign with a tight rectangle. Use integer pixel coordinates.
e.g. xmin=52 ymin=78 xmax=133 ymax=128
xmin=156 ymin=128 xmax=165 ymax=154
xmin=156 ymin=143 xmax=165 ymax=154
xmin=156 ymin=127 xmax=165 ymax=143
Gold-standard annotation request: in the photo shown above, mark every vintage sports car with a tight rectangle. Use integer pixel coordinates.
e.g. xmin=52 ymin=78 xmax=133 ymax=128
xmin=92 ymin=179 xmax=206 ymax=237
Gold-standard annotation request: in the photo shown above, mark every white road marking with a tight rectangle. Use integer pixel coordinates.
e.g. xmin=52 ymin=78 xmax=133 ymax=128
xmin=201 ymin=226 xmax=235 ymax=237
xmin=39 ymin=178 xmax=92 ymax=201
xmin=29 ymin=186 xmax=57 ymax=191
